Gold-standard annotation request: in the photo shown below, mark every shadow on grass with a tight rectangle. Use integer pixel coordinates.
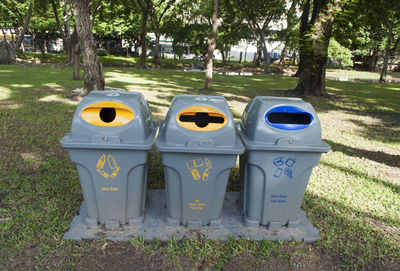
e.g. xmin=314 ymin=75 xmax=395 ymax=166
xmin=325 ymin=139 xmax=400 ymax=168
xmin=304 ymin=190 xmax=400 ymax=269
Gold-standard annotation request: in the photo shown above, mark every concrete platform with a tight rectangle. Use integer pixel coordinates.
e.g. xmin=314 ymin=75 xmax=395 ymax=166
xmin=63 ymin=190 xmax=320 ymax=242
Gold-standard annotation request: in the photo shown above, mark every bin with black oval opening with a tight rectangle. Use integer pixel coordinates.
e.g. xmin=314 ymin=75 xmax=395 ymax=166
xmin=237 ymin=96 xmax=330 ymax=229
xmin=61 ymin=91 xmax=157 ymax=229
xmin=156 ymin=95 xmax=244 ymax=229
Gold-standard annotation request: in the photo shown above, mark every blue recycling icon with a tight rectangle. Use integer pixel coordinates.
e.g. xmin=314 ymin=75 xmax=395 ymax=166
xmin=273 ymin=168 xmax=283 ymax=178
xmin=284 ymin=168 xmax=293 ymax=179
xmin=273 ymin=157 xmax=285 ymax=167
xmin=273 ymin=156 xmax=296 ymax=179
xmin=286 ymin=158 xmax=296 ymax=167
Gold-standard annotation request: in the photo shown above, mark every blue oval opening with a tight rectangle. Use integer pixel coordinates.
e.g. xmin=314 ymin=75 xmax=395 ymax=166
xmin=265 ymin=106 xmax=314 ymax=130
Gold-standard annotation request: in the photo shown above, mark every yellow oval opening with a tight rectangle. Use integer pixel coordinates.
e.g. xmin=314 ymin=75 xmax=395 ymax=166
xmin=176 ymin=106 xmax=227 ymax=131
xmin=81 ymin=101 xmax=134 ymax=127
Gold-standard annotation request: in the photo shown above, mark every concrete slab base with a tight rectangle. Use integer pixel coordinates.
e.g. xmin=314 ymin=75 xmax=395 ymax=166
xmin=63 ymin=190 xmax=320 ymax=242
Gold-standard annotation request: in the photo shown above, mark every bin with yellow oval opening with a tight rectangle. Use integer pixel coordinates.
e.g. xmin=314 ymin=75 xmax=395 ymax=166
xmin=61 ymin=91 xmax=157 ymax=229
xmin=156 ymin=95 xmax=244 ymax=229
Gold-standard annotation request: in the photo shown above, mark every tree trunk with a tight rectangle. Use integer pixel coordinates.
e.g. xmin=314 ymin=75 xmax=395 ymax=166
xmin=279 ymin=1 xmax=297 ymax=67
xmin=0 ymin=42 xmax=16 ymax=64
xmin=294 ymin=0 xmax=311 ymax=77
xmin=15 ymin=0 xmax=33 ymax=52
xmin=294 ymin=0 xmax=342 ymax=96
xmin=254 ymin=44 xmax=261 ymax=67
xmin=51 ymin=0 xmax=72 ymax=63
xmin=289 ymin=51 xmax=296 ymax=67
xmin=154 ymin=28 xmax=161 ymax=66
xmin=204 ymin=0 xmax=220 ymax=91
xmin=140 ymin=13 xmax=148 ymax=69
xmin=38 ymin=38 xmax=46 ymax=58
xmin=138 ymin=0 xmax=151 ymax=69
xmin=369 ymin=47 xmax=378 ymax=72
xmin=279 ymin=45 xmax=287 ymax=66
xmin=72 ymin=42 xmax=80 ymax=80
xmin=221 ymin=51 xmax=226 ymax=63
xmin=380 ymin=21 xmax=393 ymax=83
xmin=68 ymin=0 xmax=104 ymax=95
xmin=258 ymin=32 xmax=270 ymax=74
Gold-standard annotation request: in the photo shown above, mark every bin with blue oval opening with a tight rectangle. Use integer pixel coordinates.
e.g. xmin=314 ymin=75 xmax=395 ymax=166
xmin=237 ymin=96 xmax=330 ymax=229
xmin=156 ymin=95 xmax=244 ymax=229
xmin=61 ymin=91 xmax=157 ymax=229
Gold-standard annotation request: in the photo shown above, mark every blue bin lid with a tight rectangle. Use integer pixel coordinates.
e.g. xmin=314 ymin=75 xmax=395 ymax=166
xmin=238 ymin=96 xmax=330 ymax=152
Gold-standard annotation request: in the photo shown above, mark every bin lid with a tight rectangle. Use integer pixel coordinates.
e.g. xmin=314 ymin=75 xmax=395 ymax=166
xmin=61 ymin=91 xmax=157 ymax=150
xmin=156 ymin=95 xmax=244 ymax=154
xmin=238 ymin=96 xmax=330 ymax=152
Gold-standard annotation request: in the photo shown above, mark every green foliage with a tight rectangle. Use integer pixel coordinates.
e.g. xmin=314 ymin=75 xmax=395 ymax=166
xmin=333 ymin=0 xmax=400 ymax=56
xmin=94 ymin=0 xmax=141 ymax=43
xmin=328 ymin=38 xmax=352 ymax=66
xmin=162 ymin=0 xmax=213 ymax=58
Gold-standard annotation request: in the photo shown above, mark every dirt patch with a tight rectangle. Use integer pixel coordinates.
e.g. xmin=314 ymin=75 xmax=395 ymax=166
xmin=75 ymin=242 xmax=174 ymax=271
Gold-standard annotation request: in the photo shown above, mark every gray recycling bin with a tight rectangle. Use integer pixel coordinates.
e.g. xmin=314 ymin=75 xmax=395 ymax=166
xmin=237 ymin=96 xmax=330 ymax=229
xmin=61 ymin=91 xmax=157 ymax=229
xmin=156 ymin=95 xmax=244 ymax=229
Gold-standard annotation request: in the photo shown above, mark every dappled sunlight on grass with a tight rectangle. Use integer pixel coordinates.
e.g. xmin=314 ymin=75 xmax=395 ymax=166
xmin=0 ymin=86 xmax=11 ymax=100
xmin=0 ymin=103 xmax=22 ymax=109
xmin=39 ymin=95 xmax=79 ymax=105
xmin=10 ymin=84 xmax=33 ymax=88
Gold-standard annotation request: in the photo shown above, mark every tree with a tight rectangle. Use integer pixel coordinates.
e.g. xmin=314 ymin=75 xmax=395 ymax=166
xmin=67 ymin=0 xmax=104 ymax=95
xmin=28 ymin=0 xmax=60 ymax=59
xmin=235 ymin=0 xmax=286 ymax=74
xmin=94 ymin=1 xmax=142 ymax=56
xmin=216 ymin=0 xmax=250 ymax=63
xmin=51 ymin=0 xmax=73 ymax=62
xmin=0 ymin=0 xmax=33 ymax=63
xmin=366 ymin=0 xmax=400 ymax=82
xmin=204 ymin=0 xmax=221 ymax=90
xmin=137 ymin=0 xmax=152 ymax=69
xmin=294 ymin=0 xmax=344 ymax=96
xmin=150 ymin=0 xmax=176 ymax=66
xmin=15 ymin=0 xmax=33 ymax=52
xmin=163 ymin=0 xmax=214 ymax=61
xmin=278 ymin=0 xmax=301 ymax=66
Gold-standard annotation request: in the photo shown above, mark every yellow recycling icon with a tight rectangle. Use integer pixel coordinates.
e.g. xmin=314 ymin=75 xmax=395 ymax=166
xmin=186 ymin=158 xmax=212 ymax=181
xmin=96 ymin=154 xmax=120 ymax=179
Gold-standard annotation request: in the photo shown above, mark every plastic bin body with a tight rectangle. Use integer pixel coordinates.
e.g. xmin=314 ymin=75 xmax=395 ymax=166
xmin=61 ymin=91 xmax=156 ymax=227
xmin=238 ymin=97 xmax=330 ymax=227
xmin=156 ymin=95 xmax=244 ymax=228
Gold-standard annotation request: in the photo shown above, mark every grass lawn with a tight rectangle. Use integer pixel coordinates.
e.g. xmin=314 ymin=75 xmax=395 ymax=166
xmin=0 ymin=63 xmax=399 ymax=270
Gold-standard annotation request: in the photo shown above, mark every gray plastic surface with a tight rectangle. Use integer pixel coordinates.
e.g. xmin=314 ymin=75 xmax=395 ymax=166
xmin=63 ymin=190 xmax=320 ymax=242
xmin=156 ymin=95 xmax=244 ymax=154
xmin=61 ymin=91 xmax=156 ymax=150
xmin=238 ymin=96 xmax=330 ymax=152
xmin=156 ymin=95 xmax=244 ymax=227
xmin=60 ymin=91 xmax=156 ymax=226
xmin=238 ymin=96 xmax=330 ymax=227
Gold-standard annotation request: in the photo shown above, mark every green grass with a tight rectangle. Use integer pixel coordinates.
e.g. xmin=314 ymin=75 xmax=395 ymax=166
xmin=0 ymin=63 xmax=399 ymax=270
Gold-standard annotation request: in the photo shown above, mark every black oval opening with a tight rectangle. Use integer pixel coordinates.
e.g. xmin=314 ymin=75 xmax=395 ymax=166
xmin=267 ymin=113 xmax=311 ymax=124
xmin=100 ymin=107 xmax=116 ymax=123
xmin=179 ymin=112 xmax=224 ymax=128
